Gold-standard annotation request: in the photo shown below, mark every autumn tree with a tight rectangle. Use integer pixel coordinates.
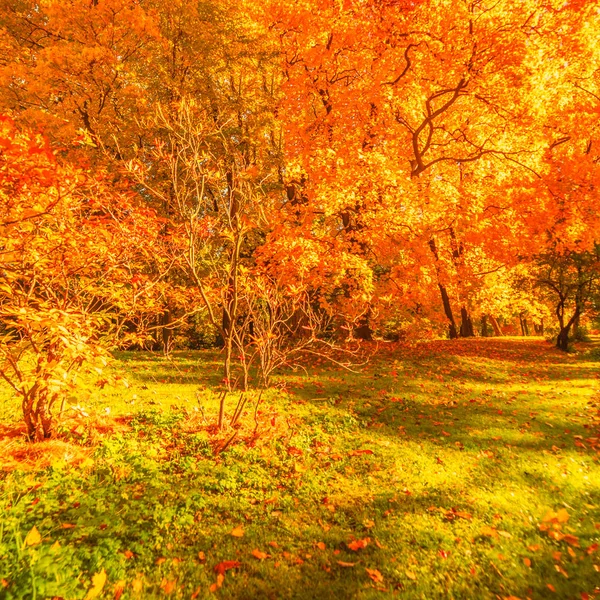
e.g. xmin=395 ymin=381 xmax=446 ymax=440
xmin=0 ymin=117 xmax=161 ymax=440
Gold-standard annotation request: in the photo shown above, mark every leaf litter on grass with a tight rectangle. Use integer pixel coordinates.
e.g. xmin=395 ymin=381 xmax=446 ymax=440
xmin=0 ymin=340 xmax=599 ymax=598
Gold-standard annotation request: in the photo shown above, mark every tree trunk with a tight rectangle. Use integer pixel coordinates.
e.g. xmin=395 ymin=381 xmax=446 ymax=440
xmin=556 ymin=301 xmax=579 ymax=352
xmin=489 ymin=315 xmax=503 ymax=336
xmin=355 ymin=308 xmax=373 ymax=341
xmin=519 ymin=313 xmax=525 ymax=336
xmin=161 ymin=309 xmax=172 ymax=355
xmin=440 ymin=284 xmax=459 ymax=338
xmin=428 ymin=239 xmax=458 ymax=339
xmin=23 ymin=388 xmax=54 ymax=442
xmin=459 ymin=306 xmax=475 ymax=337
xmin=481 ymin=315 xmax=490 ymax=337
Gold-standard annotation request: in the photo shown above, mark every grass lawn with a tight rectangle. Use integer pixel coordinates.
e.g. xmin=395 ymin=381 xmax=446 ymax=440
xmin=0 ymin=337 xmax=599 ymax=599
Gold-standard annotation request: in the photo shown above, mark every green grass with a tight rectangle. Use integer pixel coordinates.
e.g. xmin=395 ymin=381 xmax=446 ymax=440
xmin=1 ymin=338 xmax=599 ymax=599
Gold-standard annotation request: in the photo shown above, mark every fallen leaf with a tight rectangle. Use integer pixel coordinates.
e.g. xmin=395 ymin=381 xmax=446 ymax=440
xmin=348 ymin=449 xmax=374 ymax=456
xmin=214 ymin=560 xmax=241 ymax=575
xmin=317 ymin=542 xmax=326 ymax=550
xmin=24 ymin=526 xmax=41 ymax=547
xmin=210 ymin=574 xmax=225 ymax=593
xmin=523 ymin=558 xmax=531 ymax=567
xmin=405 ymin=570 xmax=417 ymax=580
xmin=336 ymin=561 xmax=356 ymax=567
xmin=251 ymin=549 xmax=268 ymax=560
xmin=84 ymin=569 xmax=107 ymax=600
xmin=114 ymin=580 xmax=126 ymax=600
xmin=160 ymin=579 xmax=176 ymax=594
xmin=366 ymin=568 xmax=384 ymax=583
xmin=347 ymin=538 xmax=370 ymax=551
xmin=230 ymin=526 xmax=244 ymax=538
xmin=480 ymin=526 xmax=498 ymax=538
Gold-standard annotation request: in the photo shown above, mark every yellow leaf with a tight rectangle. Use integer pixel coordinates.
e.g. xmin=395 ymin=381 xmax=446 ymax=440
xmin=405 ymin=570 xmax=417 ymax=580
xmin=84 ymin=569 xmax=107 ymax=600
xmin=131 ymin=578 xmax=143 ymax=593
xmin=230 ymin=526 xmax=244 ymax=537
xmin=556 ymin=509 xmax=569 ymax=523
xmin=24 ymin=526 xmax=41 ymax=546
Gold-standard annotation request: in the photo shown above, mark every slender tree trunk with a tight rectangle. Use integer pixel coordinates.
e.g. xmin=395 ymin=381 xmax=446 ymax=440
xmin=161 ymin=309 xmax=172 ymax=356
xmin=519 ymin=313 xmax=526 ymax=336
xmin=489 ymin=315 xmax=503 ymax=336
xmin=440 ymin=284 xmax=459 ymax=339
xmin=429 ymin=239 xmax=458 ymax=339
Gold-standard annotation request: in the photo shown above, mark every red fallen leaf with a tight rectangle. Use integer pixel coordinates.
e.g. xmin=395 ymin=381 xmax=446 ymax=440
xmin=348 ymin=538 xmax=370 ymax=551
xmin=547 ymin=584 xmax=556 ymax=592
xmin=123 ymin=550 xmax=134 ymax=559
xmin=438 ymin=550 xmax=449 ymax=559
xmin=31 ymin=498 xmax=40 ymax=506
xmin=348 ymin=449 xmax=374 ymax=456
xmin=251 ymin=549 xmax=268 ymax=560
xmin=563 ymin=534 xmax=580 ymax=547
xmin=214 ymin=560 xmax=241 ymax=575
xmin=587 ymin=543 xmax=598 ymax=554
xmin=61 ymin=523 xmax=76 ymax=529
xmin=287 ymin=446 xmax=303 ymax=456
